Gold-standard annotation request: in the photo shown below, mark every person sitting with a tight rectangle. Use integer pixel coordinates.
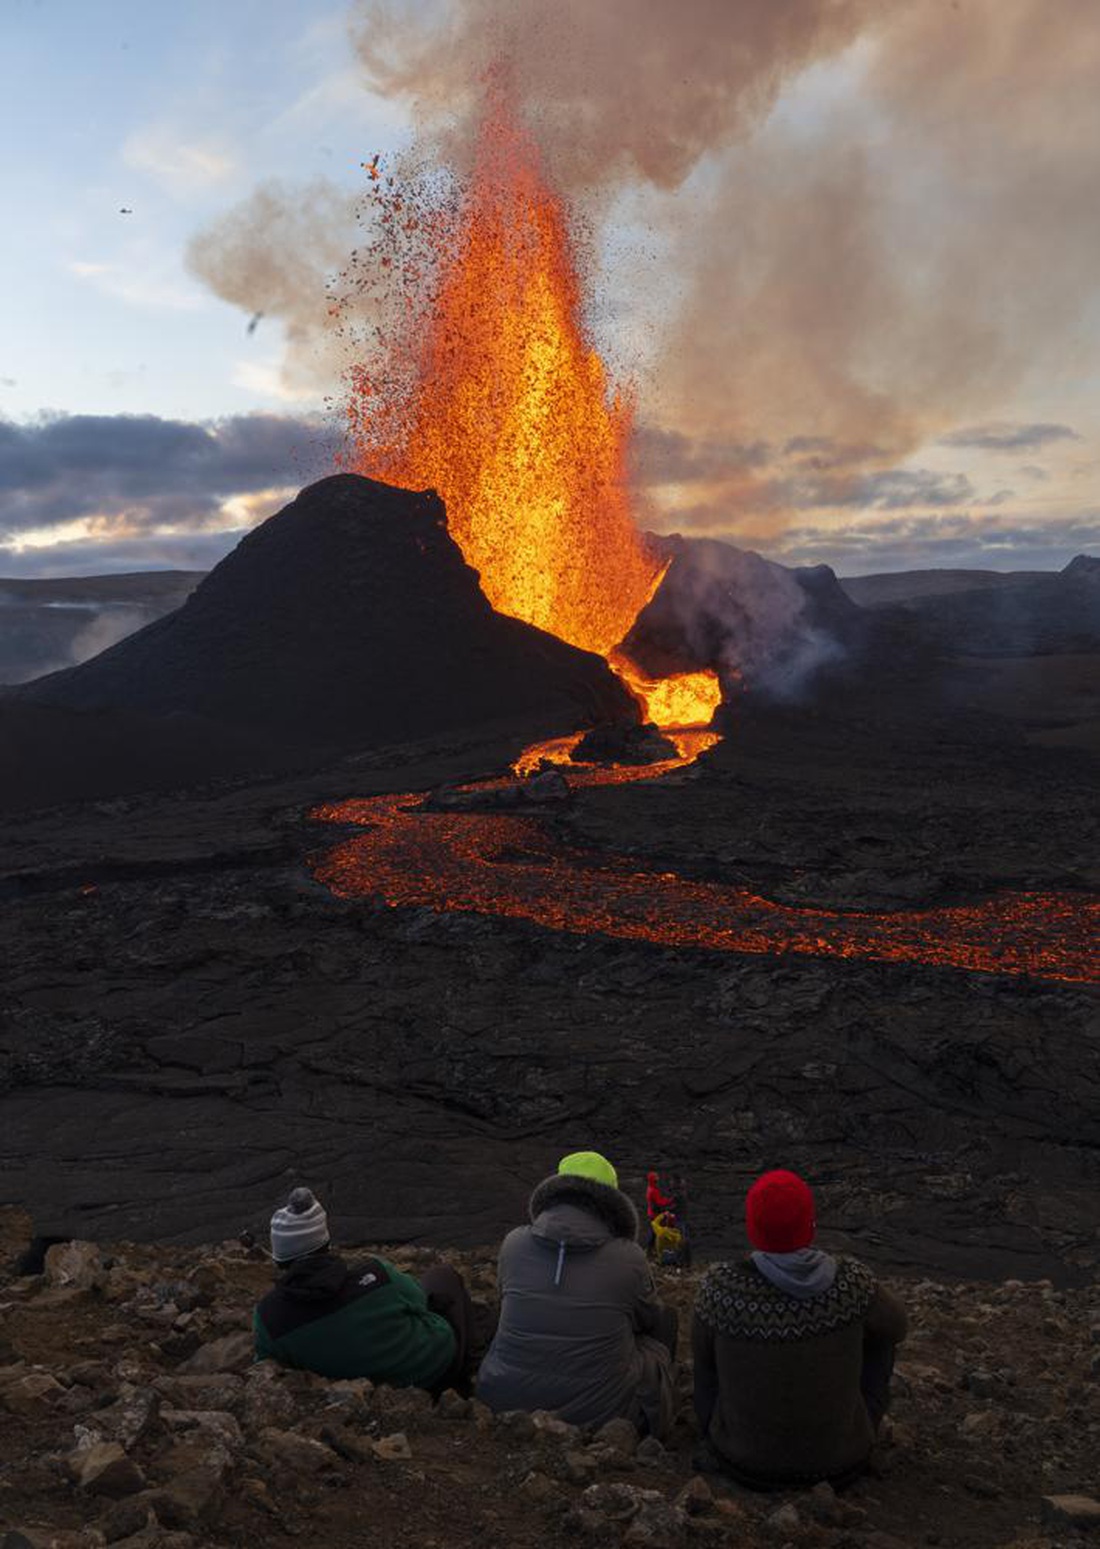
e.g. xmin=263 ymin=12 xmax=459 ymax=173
xmin=651 ymin=1209 xmax=685 ymax=1265
xmin=477 ymin=1150 xmax=678 ymax=1436
xmin=692 ymin=1169 xmax=908 ymax=1490
xmin=254 ymin=1186 xmax=476 ymax=1393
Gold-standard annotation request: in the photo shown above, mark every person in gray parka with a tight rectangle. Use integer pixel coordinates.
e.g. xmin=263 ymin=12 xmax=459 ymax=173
xmin=476 ymin=1150 xmax=678 ymax=1437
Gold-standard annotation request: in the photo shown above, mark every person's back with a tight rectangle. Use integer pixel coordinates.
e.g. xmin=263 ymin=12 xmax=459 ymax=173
xmin=253 ymin=1187 xmax=459 ymax=1391
xmin=693 ymin=1170 xmax=907 ymax=1489
xmin=477 ymin=1151 xmax=677 ymax=1436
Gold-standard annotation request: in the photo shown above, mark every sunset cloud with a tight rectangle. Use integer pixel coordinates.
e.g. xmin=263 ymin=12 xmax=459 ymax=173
xmin=938 ymin=422 xmax=1082 ymax=453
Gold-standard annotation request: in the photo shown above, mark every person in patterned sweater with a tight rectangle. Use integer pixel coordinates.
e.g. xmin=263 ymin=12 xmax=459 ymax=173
xmin=692 ymin=1169 xmax=908 ymax=1489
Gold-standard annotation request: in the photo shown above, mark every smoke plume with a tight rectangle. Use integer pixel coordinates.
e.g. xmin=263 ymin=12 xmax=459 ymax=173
xmin=187 ymin=0 xmax=1100 ymax=546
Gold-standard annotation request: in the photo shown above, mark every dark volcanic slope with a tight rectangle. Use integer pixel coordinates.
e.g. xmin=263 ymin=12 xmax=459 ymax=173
xmin=3 ymin=477 xmax=633 ymax=806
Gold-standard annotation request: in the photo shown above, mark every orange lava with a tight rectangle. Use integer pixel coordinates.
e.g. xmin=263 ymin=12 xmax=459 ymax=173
xmin=311 ymin=752 xmax=1099 ymax=985
xmin=511 ymin=729 xmax=719 ymax=779
xmin=349 ymin=92 xmax=720 ymax=728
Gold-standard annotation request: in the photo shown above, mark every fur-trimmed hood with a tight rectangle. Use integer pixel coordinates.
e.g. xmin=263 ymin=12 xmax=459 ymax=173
xmin=529 ymin=1172 xmax=639 ymax=1242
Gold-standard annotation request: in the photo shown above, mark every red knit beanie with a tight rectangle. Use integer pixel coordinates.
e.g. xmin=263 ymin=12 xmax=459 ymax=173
xmin=745 ymin=1170 xmax=816 ymax=1252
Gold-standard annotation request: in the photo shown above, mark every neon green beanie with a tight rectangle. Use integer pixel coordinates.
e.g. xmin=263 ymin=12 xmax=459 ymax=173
xmin=558 ymin=1151 xmax=618 ymax=1189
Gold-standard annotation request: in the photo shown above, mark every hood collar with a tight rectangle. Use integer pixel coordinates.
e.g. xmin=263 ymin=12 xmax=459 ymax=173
xmin=528 ymin=1172 xmax=638 ymax=1242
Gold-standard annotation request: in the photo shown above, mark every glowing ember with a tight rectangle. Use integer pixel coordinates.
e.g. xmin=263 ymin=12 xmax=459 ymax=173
xmin=349 ymin=92 xmax=720 ymax=728
xmin=312 ymin=772 xmax=1099 ymax=986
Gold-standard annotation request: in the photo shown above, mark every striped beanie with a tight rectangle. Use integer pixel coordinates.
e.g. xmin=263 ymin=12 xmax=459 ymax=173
xmin=270 ymin=1186 xmax=330 ymax=1263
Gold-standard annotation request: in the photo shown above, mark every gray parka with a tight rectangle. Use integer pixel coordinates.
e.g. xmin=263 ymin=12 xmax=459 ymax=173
xmin=476 ymin=1172 xmax=676 ymax=1436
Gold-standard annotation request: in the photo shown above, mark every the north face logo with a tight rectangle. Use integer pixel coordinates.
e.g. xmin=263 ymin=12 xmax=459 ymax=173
xmin=359 ymin=1271 xmax=378 ymax=1288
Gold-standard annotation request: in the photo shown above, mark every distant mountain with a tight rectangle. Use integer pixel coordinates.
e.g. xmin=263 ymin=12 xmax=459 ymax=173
xmin=840 ymin=568 xmax=1050 ymax=608
xmin=0 ymin=572 xmax=202 ymax=685
xmin=851 ymin=556 xmax=1100 ymax=657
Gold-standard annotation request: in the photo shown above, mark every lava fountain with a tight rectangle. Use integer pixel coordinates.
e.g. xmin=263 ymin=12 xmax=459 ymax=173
xmin=350 ymin=94 xmax=720 ymax=731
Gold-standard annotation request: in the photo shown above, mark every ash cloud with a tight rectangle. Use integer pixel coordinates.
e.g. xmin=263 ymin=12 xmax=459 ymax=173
xmin=351 ymin=0 xmax=879 ymax=192
xmin=185 ymin=180 xmax=360 ymax=396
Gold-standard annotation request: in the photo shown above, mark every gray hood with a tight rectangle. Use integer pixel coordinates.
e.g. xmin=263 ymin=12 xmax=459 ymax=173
xmin=528 ymin=1172 xmax=639 ymax=1241
xmin=531 ymin=1201 xmax=613 ymax=1252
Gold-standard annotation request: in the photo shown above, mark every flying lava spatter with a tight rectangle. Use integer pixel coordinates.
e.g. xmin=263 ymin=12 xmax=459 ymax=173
xmin=348 ymin=90 xmax=720 ymax=729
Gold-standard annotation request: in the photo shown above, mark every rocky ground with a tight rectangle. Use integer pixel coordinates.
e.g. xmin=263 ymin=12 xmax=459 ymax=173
xmin=1 ymin=1208 xmax=1099 ymax=1549
xmin=2 ymin=663 xmax=1098 ymax=1280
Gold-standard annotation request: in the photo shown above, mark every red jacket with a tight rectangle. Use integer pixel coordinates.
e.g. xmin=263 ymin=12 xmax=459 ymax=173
xmin=646 ymin=1174 xmax=673 ymax=1219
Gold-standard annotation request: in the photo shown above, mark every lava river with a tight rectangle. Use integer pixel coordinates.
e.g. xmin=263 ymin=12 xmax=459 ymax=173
xmin=311 ymin=737 xmax=1099 ymax=986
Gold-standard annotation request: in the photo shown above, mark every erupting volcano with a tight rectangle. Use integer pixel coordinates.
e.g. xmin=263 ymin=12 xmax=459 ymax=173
xmin=350 ymin=94 xmax=721 ymax=731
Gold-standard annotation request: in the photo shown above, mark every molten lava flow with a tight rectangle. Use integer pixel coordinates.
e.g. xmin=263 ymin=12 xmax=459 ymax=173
xmin=511 ymin=728 xmax=719 ymax=779
xmin=312 ymin=774 xmax=1099 ymax=986
xmin=350 ymin=95 xmax=721 ymax=729
xmin=610 ymin=652 xmax=725 ymax=730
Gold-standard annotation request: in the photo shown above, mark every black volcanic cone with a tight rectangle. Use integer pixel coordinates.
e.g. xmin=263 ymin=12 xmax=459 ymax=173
xmin=14 ymin=474 xmax=634 ymax=749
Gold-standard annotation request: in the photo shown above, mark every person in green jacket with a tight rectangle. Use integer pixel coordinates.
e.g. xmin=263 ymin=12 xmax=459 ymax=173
xmin=253 ymin=1186 xmax=475 ymax=1393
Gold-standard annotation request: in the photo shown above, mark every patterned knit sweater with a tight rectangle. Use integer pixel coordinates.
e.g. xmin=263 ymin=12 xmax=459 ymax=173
xmin=696 ymin=1256 xmax=876 ymax=1342
xmin=692 ymin=1255 xmax=907 ymax=1487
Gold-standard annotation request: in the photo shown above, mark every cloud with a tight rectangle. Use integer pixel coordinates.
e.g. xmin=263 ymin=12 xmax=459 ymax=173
xmin=787 ymin=468 xmax=977 ymax=511
xmin=748 ymin=511 xmax=1100 ymax=576
xmin=123 ymin=127 xmax=239 ymax=197
xmin=0 ymin=530 xmax=241 ymax=580
xmin=67 ymin=257 xmax=207 ymax=313
xmin=938 ymin=422 xmax=1083 ymax=452
xmin=0 ymin=412 xmax=337 ymax=558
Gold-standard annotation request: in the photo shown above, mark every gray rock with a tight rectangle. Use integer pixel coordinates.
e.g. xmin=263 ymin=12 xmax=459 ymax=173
xmin=765 ymin=1501 xmax=801 ymax=1535
xmin=160 ymin=1408 xmax=242 ymax=1447
xmin=623 ymin=1498 xmax=689 ymax=1546
xmin=372 ymin=1431 xmax=413 ymax=1461
xmin=176 ymin=1331 xmax=253 ymax=1376
xmin=44 ymin=1241 xmax=105 ymax=1291
xmin=436 ymin=1388 xmax=470 ymax=1420
xmin=594 ymin=1416 xmax=640 ymax=1457
xmin=1 ymin=1370 xmax=66 ymax=1416
xmin=1041 ymin=1495 xmax=1100 ymax=1530
xmin=256 ymin=1427 xmax=337 ymax=1472
xmin=675 ymin=1476 xmax=713 ymax=1516
xmin=98 ymin=1498 xmax=153 ymax=1544
xmin=67 ymin=1441 xmax=146 ymax=1498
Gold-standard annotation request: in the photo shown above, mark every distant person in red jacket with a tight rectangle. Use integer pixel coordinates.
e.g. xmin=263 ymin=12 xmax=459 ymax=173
xmin=641 ymin=1171 xmax=675 ymax=1257
xmin=646 ymin=1171 xmax=673 ymax=1221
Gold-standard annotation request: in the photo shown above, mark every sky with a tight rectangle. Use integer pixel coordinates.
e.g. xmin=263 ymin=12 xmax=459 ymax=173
xmin=2 ymin=0 xmax=1098 ymax=580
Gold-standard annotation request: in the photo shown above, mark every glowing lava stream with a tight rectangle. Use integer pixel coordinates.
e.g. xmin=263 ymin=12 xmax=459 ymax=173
xmin=312 ymin=744 xmax=1099 ymax=986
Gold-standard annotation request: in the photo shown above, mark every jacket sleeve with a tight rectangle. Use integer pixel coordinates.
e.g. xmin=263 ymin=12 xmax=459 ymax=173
xmin=865 ymin=1282 xmax=909 ymax=1345
xmin=377 ymin=1257 xmax=431 ymax=1312
xmin=625 ymin=1243 xmax=665 ymax=1335
xmin=692 ymin=1310 xmax=719 ymax=1433
xmin=252 ymin=1306 xmax=272 ymax=1360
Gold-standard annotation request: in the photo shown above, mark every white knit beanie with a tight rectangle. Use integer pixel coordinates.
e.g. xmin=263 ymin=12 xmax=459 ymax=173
xmin=270 ymin=1187 xmax=330 ymax=1263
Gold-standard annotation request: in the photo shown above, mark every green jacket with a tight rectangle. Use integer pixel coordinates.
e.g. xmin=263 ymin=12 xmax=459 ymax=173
xmin=254 ymin=1250 xmax=455 ymax=1389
